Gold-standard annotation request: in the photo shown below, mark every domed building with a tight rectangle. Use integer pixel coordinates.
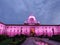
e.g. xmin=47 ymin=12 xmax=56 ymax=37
xmin=0 ymin=14 xmax=60 ymax=37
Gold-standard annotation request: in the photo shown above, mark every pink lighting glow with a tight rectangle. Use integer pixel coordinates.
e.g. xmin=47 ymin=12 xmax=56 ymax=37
xmin=0 ymin=15 xmax=60 ymax=37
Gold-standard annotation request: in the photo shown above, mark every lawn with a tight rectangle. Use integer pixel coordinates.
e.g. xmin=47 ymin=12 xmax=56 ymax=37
xmin=0 ymin=35 xmax=27 ymax=45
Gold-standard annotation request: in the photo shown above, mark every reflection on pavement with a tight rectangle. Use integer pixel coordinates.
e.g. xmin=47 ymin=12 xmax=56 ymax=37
xmin=35 ymin=41 xmax=52 ymax=45
xmin=35 ymin=38 xmax=53 ymax=45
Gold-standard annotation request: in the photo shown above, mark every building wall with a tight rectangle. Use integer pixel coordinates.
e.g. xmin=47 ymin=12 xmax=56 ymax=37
xmin=0 ymin=23 xmax=5 ymax=35
xmin=0 ymin=23 xmax=60 ymax=37
xmin=5 ymin=26 xmax=30 ymax=37
xmin=35 ymin=26 xmax=58 ymax=37
xmin=24 ymin=26 xmax=30 ymax=36
xmin=5 ymin=26 xmax=22 ymax=37
xmin=56 ymin=26 xmax=60 ymax=35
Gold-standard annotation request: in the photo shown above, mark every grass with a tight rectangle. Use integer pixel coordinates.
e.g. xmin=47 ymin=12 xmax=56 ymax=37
xmin=0 ymin=35 xmax=27 ymax=45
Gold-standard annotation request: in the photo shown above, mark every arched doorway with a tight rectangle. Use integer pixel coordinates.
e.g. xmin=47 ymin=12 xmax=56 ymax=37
xmin=30 ymin=27 xmax=35 ymax=36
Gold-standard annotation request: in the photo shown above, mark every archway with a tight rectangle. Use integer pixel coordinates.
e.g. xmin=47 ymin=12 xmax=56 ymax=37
xmin=30 ymin=27 xmax=35 ymax=36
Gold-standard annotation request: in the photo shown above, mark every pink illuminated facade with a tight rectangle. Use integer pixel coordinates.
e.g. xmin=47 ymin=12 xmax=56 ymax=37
xmin=0 ymin=15 xmax=60 ymax=37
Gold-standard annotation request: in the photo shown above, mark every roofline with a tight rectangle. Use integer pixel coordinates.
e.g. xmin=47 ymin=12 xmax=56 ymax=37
xmin=6 ymin=24 xmax=60 ymax=26
xmin=0 ymin=22 xmax=60 ymax=26
xmin=0 ymin=22 xmax=5 ymax=25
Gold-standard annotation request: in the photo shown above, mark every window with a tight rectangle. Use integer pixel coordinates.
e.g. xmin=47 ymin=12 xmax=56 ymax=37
xmin=14 ymin=30 xmax=15 ymax=32
xmin=14 ymin=27 xmax=16 ymax=28
xmin=49 ymin=27 xmax=50 ymax=28
xmin=21 ymin=30 xmax=22 ymax=32
xmin=21 ymin=27 xmax=22 ymax=30
xmin=17 ymin=30 xmax=19 ymax=32
xmin=52 ymin=28 xmax=54 ymax=35
xmin=1 ymin=25 xmax=2 ymax=27
xmin=10 ymin=26 xmax=12 ymax=28
xmin=42 ymin=27 xmax=44 ymax=29
xmin=7 ymin=27 xmax=8 ymax=28
xmin=45 ymin=27 xmax=47 ymax=29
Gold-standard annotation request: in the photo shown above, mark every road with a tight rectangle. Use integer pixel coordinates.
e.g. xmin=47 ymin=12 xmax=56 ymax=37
xmin=21 ymin=37 xmax=60 ymax=45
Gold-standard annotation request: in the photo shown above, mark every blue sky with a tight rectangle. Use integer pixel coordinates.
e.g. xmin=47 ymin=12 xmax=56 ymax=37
xmin=0 ymin=0 xmax=60 ymax=24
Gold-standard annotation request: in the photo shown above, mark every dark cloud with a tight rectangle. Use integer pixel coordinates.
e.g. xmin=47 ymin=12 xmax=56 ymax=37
xmin=0 ymin=0 xmax=60 ymax=24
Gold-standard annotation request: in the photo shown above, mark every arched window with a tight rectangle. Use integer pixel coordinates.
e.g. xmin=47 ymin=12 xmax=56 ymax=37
xmin=17 ymin=30 xmax=19 ymax=32
xmin=52 ymin=28 xmax=54 ymax=35
xmin=46 ymin=30 xmax=47 ymax=36
xmin=21 ymin=27 xmax=22 ymax=33
xmin=14 ymin=27 xmax=16 ymax=28
xmin=1 ymin=25 xmax=2 ymax=27
xmin=45 ymin=27 xmax=47 ymax=29
xmin=14 ymin=30 xmax=15 ymax=32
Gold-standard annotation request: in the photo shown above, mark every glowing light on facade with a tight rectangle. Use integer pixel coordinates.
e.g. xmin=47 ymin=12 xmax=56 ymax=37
xmin=0 ymin=14 xmax=60 ymax=37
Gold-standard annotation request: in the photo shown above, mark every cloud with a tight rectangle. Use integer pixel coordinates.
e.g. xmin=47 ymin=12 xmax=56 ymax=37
xmin=0 ymin=0 xmax=60 ymax=24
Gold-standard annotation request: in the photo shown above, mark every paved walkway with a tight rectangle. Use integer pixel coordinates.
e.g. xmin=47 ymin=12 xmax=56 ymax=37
xmin=21 ymin=37 xmax=36 ymax=45
xmin=21 ymin=37 xmax=60 ymax=45
xmin=40 ymin=38 xmax=60 ymax=45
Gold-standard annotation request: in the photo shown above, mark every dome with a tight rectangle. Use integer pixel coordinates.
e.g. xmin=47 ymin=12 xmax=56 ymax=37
xmin=28 ymin=15 xmax=36 ymax=21
xmin=24 ymin=14 xmax=40 ymax=25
